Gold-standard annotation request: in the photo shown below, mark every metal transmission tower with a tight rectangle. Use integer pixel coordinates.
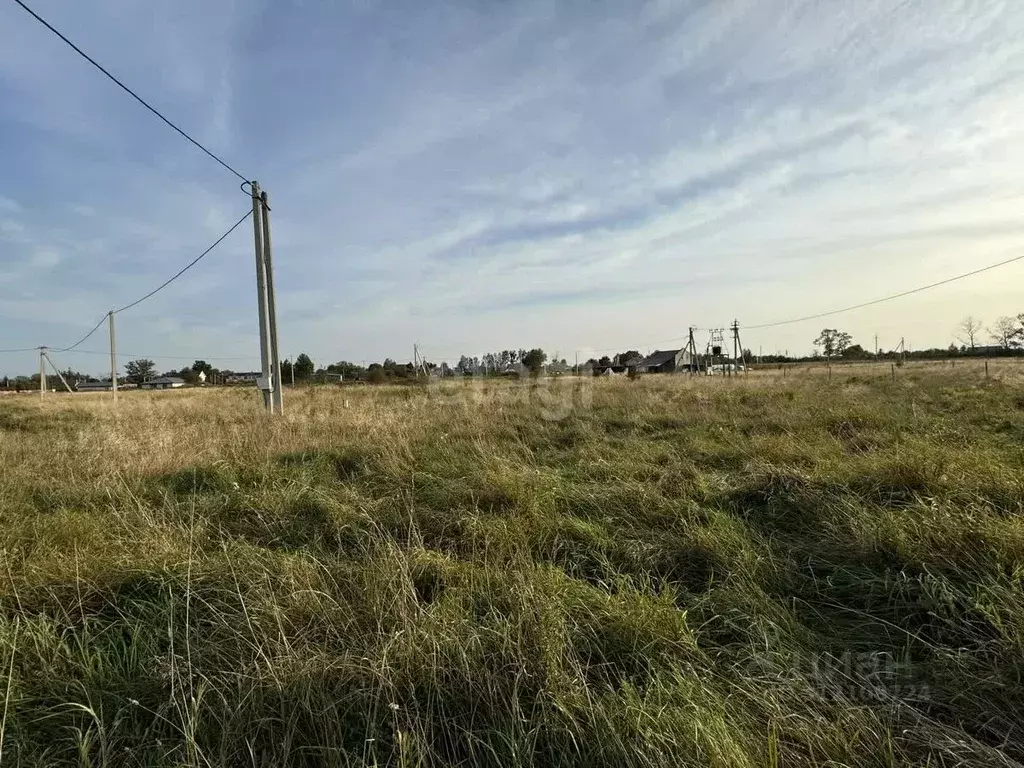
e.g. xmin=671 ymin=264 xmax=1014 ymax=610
xmin=707 ymin=329 xmax=726 ymax=376
xmin=249 ymin=181 xmax=283 ymax=414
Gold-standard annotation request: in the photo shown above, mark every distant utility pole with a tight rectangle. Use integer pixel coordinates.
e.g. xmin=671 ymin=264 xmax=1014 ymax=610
xmin=413 ymin=343 xmax=429 ymax=378
xmin=874 ymin=334 xmax=879 ymax=359
xmin=686 ymin=327 xmax=700 ymax=375
xmin=41 ymin=349 xmax=73 ymax=393
xmin=109 ymin=311 xmax=118 ymax=402
xmin=730 ymin=320 xmax=747 ymax=374
xmin=250 ymin=180 xmax=282 ymax=414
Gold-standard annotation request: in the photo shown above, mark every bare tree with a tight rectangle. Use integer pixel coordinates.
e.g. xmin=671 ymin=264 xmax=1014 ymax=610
xmin=989 ymin=316 xmax=1021 ymax=350
xmin=956 ymin=316 xmax=982 ymax=350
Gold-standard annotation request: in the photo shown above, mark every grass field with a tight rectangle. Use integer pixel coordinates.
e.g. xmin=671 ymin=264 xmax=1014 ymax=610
xmin=2 ymin=361 xmax=1024 ymax=766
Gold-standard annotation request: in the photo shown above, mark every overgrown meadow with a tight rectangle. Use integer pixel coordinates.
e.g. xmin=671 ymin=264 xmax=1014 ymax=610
xmin=2 ymin=361 xmax=1023 ymax=766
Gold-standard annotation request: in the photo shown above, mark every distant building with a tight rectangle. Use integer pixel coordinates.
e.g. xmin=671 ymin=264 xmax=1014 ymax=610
xmin=76 ymin=379 xmax=114 ymax=392
xmin=636 ymin=349 xmax=692 ymax=374
xmin=139 ymin=377 xmax=186 ymax=390
xmin=225 ymin=371 xmax=260 ymax=384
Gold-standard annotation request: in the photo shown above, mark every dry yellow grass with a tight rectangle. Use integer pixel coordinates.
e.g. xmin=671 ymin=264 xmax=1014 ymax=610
xmin=2 ymin=365 xmax=1024 ymax=766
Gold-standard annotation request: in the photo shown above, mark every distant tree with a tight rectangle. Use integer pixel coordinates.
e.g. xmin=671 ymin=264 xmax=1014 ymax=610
xmin=280 ymin=358 xmax=293 ymax=383
xmin=521 ymin=348 xmax=547 ymax=376
xmin=457 ymin=355 xmax=475 ymax=374
xmin=598 ymin=356 xmax=612 ymax=367
xmin=814 ymin=329 xmax=853 ymax=360
xmin=125 ymin=358 xmax=156 ymax=385
xmin=617 ymin=350 xmax=642 ymax=365
xmin=294 ymin=353 xmax=315 ymax=380
xmin=367 ymin=363 xmax=386 ymax=384
xmin=325 ymin=360 xmax=366 ymax=380
xmin=989 ymin=316 xmax=1021 ymax=349
xmin=956 ymin=316 xmax=983 ymax=350
xmin=191 ymin=360 xmax=213 ymax=376
xmin=841 ymin=344 xmax=869 ymax=360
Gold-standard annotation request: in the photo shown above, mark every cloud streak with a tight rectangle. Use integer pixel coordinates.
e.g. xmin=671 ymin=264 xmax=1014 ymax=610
xmin=0 ymin=0 xmax=1023 ymax=373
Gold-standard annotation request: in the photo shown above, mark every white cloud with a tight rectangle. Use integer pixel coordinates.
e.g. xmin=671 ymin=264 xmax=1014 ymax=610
xmin=29 ymin=249 xmax=61 ymax=269
xmin=1 ymin=0 xmax=1024 ymax=370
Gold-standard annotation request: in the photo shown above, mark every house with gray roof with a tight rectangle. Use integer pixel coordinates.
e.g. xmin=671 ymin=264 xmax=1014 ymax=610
xmin=636 ymin=349 xmax=692 ymax=373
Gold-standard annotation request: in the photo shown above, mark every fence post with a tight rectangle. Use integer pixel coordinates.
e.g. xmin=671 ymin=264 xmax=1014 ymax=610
xmin=985 ymin=359 xmax=989 ymax=382
xmin=891 ymin=363 xmax=895 ymax=381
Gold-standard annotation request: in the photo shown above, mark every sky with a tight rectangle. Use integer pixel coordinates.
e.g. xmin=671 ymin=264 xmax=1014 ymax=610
xmin=1 ymin=0 xmax=1023 ymax=375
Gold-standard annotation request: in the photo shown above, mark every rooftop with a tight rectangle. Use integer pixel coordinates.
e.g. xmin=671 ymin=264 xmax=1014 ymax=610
xmin=639 ymin=349 xmax=682 ymax=367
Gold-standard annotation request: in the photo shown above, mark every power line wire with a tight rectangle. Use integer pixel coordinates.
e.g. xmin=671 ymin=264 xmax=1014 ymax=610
xmin=745 ymin=252 xmax=1024 ymax=330
xmin=11 ymin=0 xmax=250 ymax=184
xmin=54 ymin=313 xmax=108 ymax=353
xmin=57 ymin=349 xmax=258 ymax=362
xmin=0 ymin=347 xmax=39 ymax=354
xmin=579 ymin=252 xmax=1024 ymax=353
xmin=114 ymin=209 xmax=252 ymax=313
xmin=47 ymin=209 xmax=251 ymax=353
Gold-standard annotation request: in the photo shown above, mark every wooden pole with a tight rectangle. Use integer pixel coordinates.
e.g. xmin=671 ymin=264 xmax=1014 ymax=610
xmin=39 ymin=347 xmax=46 ymax=399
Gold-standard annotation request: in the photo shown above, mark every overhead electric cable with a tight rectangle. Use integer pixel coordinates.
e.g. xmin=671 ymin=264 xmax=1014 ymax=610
xmin=745 ymin=253 xmax=1024 ymax=329
xmin=113 ymin=209 xmax=252 ymax=313
xmin=11 ymin=0 xmax=250 ymax=184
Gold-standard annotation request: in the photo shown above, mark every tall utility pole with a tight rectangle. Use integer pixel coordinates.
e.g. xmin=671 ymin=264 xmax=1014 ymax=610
xmin=109 ymin=311 xmax=118 ymax=402
xmin=261 ymin=190 xmax=283 ymax=414
xmin=38 ymin=347 xmax=46 ymax=399
xmin=250 ymin=180 xmax=276 ymax=413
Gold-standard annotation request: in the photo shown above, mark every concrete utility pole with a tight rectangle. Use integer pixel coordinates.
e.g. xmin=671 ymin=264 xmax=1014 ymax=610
xmin=38 ymin=347 xmax=46 ymax=399
xmin=250 ymin=180 xmax=277 ymax=413
xmin=687 ymin=327 xmax=699 ymax=375
xmin=42 ymin=350 xmax=73 ymax=393
xmin=109 ymin=311 xmax=118 ymax=402
xmin=261 ymin=190 xmax=283 ymax=414
xmin=729 ymin=320 xmax=747 ymax=375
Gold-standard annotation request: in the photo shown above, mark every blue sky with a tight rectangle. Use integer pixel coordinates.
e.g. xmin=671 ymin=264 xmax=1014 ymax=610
xmin=1 ymin=0 xmax=1023 ymax=374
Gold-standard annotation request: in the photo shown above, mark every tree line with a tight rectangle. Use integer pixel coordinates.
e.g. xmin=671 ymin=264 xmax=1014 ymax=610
xmin=5 ymin=313 xmax=1024 ymax=392
xmin=805 ymin=314 xmax=1024 ymax=365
